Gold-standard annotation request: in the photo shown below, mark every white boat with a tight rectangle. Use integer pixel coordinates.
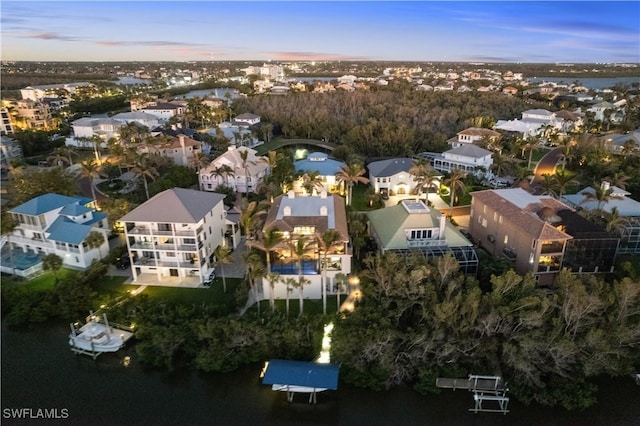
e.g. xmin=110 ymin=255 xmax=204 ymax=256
xmin=69 ymin=313 xmax=126 ymax=353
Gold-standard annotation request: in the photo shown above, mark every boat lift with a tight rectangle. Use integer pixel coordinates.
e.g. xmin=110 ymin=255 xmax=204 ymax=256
xmin=436 ymin=374 xmax=509 ymax=414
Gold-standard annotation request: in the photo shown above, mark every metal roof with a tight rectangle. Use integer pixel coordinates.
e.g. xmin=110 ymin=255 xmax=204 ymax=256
xmin=261 ymin=360 xmax=339 ymax=390
xmin=11 ymin=193 xmax=92 ymax=216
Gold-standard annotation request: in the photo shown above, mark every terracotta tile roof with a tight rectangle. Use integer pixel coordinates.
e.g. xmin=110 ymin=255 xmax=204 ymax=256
xmin=472 ymin=189 xmax=571 ymax=241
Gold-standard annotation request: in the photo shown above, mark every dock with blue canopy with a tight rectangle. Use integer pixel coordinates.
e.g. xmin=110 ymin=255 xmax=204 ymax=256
xmin=261 ymin=359 xmax=340 ymax=404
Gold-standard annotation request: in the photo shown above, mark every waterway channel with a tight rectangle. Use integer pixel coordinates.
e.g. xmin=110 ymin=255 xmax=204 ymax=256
xmin=2 ymin=323 xmax=639 ymax=426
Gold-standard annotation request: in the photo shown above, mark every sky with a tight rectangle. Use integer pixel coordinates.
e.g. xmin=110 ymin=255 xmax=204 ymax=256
xmin=1 ymin=1 xmax=639 ymax=63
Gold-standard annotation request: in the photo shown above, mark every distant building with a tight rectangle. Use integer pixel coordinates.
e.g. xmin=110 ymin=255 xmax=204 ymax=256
xmin=20 ymin=82 xmax=92 ymax=102
xmin=447 ymin=127 xmax=501 ymax=149
xmin=1 ymin=108 xmax=14 ymax=136
xmin=199 ymin=146 xmax=268 ymax=194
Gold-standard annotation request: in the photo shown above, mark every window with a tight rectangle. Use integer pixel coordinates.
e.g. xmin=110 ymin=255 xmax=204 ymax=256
xmin=481 ymin=218 xmax=488 ymax=228
xmin=166 ymin=252 xmax=175 ymax=257
xmin=504 ymin=235 xmax=509 ymax=244
xmin=293 ymin=226 xmax=315 ymax=235
xmin=499 ymin=215 xmax=503 ymax=224
xmin=493 ymin=212 xmax=498 ymax=222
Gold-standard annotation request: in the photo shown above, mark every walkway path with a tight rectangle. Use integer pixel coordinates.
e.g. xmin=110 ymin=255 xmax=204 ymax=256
xmin=532 ymin=147 xmax=562 ymax=185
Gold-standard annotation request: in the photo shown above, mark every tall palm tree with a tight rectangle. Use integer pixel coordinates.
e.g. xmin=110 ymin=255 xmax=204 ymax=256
xmin=334 ymin=272 xmax=347 ymax=312
xmin=605 ymin=172 xmax=630 ymax=190
xmin=539 ymin=174 xmax=557 ymax=197
xmin=283 ymin=277 xmax=296 ymax=317
xmin=131 ymin=154 xmax=159 ymax=200
xmin=239 ymin=200 xmax=268 ymax=244
xmin=247 ymin=227 xmax=283 ymax=310
xmin=525 ymin=137 xmax=538 ymax=170
xmin=336 ymin=163 xmax=369 ymax=206
xmin=316 ymin=230 xmax=343 ymax=315
xmin=581 ymin=182 xmax=624 ymax=211
xmin=244 ymin=252 xmax=265 ymax=315
xmin=489 ymin=152 xmax=513 ymax=177
xmin=78 ymin=159 xmax=102 ymax=207
xmin=214 ymin=245 xmax=232 ymax=293
xmin=621 ymin=139 xmax=637 ymax=159
xmin=605 ymin=207 xmax=629 ymax=236
xmin=239 ymin=149 xmax=256 ymax=197
xmin=443 ymin=168 xmax=466 ymax=218
xmin=289 ymin=236 xmax=316 ymax=316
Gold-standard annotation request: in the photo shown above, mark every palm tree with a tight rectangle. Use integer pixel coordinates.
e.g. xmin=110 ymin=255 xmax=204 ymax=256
xmin=490 ymin=152 xmax=513 ymax=177
xmin=47 ymin=147 xmax=71 ymax=168
xmin=283 ymin=277 xmax=296 ymax=317
xmin=244 ymin=252 xmax=265 ymax=315
xmin=539 ymin=174 xmax=557 ymax=197
xmin=621 ymin=139 xmax=637 ymax=158
xmin=552 ymin=169 xmax=579 ymax=198
xmin=78 ymin=159 xmax=102 ymax=207
xmin=239 ymin=149 xmax=256 ymax=197
xmin=581 ymin=182 xmax=624 ymax=211
xmin=190 ymin=152 xmax=210 ymax=173
xmin=525 ymin=137 xmax=538 ymax=169
xmin=301 ymin=171 xmax=323 ymax=196
xmin=605 ymin=207 xmax=629 ymax=235
xmin=336 ymin=163 xmax=369 ymax=206
xmin=334 ymin=272 xmax=347 ymax=312
xmin=131 ymin=154 xmax=160 ymax=200
xmin=443 ymin=168 xmax=466 ymax=218
xmin=239 ymin=200 xmax=268 ymax=243
xmin=214 ymin=245 xmax=232 ymax=293
xmin=409 ymin=158 xmax=437 ymax=198
xmin=316 ymin=230 xmax=343 ymax=315
xmin=210 ymin=164 xmax=235 ymax=187
xmin=85 ymin=230 xmax=106 ymax=259
xmin=247 ymin=228 xmax=283 ymax=311
xmin=90 ymin=135 xmax=104 ymax=163
xmin=605 ymin=172 xmax=630 ymax=190
xmin=289 ymin=236 xmax=316 ymax=316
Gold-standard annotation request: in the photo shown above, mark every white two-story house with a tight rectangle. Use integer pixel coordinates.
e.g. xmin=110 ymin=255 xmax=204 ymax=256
xmin=368 ymin=157 xmax=415 ymax=196
xmin=199 ymin=146 xmax=269 ymax=194
xmin=294 ymin=152 xmax=346 ymax=195
xmin=447 ymin=127 xmax=501 ymax=148
xmin=4 ymin=193 xmax=110 ymax=275
xmin=427 ymin=145 xmax=493 ymax=177
xmin=120 ymin=188 xmax=229 ymax=287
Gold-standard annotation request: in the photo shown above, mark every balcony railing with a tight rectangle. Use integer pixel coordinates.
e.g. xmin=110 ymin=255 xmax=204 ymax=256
xmin=407 ymin=239 xmax=447 ymax=248
xmin=502 ymin=247 xmax=517 ymax=260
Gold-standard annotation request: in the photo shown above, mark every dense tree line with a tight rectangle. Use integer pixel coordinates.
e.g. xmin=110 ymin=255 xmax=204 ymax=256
xmin=233 ymin=89 xmax=546 ymax=157
xmin=330 ymin=252 xmax=640 ymax=410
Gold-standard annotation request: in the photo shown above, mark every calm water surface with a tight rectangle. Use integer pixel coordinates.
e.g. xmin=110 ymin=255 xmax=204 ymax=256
xmin=2 ymin=323 xmax=639 ymax=426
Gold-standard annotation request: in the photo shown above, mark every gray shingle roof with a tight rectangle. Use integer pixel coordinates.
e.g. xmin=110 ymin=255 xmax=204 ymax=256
xmin=120 ymin=188 xmax=225 ymax=223
xmin=368 ymin=158 xmax=414 ymax=177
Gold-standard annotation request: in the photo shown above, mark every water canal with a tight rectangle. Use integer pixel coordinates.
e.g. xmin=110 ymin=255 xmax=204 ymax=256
xmin=2 ymin=323 xmax=639 ymax=426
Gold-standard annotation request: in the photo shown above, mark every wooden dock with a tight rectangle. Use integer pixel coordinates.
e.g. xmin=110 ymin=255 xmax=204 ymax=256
xmin=436 ymin=375 xmax=509 ymax=415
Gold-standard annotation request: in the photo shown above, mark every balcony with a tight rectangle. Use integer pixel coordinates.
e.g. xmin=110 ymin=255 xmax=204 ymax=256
xmin=128 ymin=226 xmax=151 ymax=235
xmin=540 ymin=241 xmax=564 ymax=254
xmin=502 ymin=247 xmax=517 ymax=260
xmin=407 ymin=239 xmax=447 ymax=248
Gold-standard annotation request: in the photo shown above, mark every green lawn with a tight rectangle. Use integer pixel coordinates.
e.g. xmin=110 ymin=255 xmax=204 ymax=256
xmin=1 ymin=268 xmax=79 ymax=292
xmin=138 ymin=277 xmax=242 ymax=306
xmin=350 ymin=183 xmax=379 ymax=212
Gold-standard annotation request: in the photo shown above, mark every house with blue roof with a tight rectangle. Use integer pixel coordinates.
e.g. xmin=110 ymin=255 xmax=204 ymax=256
xmin=5 ymin=193 xmax=110 ymax=272
xmin=294 ymin=152 xmax=346 ymax=195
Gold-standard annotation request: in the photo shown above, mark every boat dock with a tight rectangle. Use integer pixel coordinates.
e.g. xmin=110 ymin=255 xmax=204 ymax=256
xmin=69 ymin=312 xmax=135 ymax=359
xmin=436 ymin=374 xmax=510 ymax=414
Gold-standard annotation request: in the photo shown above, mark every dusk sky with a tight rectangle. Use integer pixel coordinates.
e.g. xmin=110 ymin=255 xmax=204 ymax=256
xmin=2 ymin=1 xmax=639 ymax=63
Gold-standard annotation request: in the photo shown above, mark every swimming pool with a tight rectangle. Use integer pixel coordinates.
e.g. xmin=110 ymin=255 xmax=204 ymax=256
xmin=1 ymin=251 xmax=42 ymax=270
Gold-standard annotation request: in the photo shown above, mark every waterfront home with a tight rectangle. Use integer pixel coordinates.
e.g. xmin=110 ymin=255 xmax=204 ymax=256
xmin=199 ymin=146 xmax=268 ymax=194
xmin=260 ymin=191 xmax=351 ymax=300
xmin=141 ymin=102 xmax=185 ymax=122
xmin=470 ymin=188 xmax=619 ymax=287
xmin=3 ymin=193 xmax=109 ymax=275
xmin=119 ymin=188 xmax=234 ymax=287
xmin=494 ymin=109 xmax=563 ymax=138
xmin=110 ymin=111 xmax=161 ymax=130
xmin=366 ymin=199 xmax=478 ymax=274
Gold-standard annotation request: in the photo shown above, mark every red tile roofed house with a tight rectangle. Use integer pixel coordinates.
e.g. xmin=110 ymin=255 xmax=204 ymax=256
xmin=259 ymin=191 xmax=351 ymax=301
xmin=469 ymin=188 xmax=619 ymax=287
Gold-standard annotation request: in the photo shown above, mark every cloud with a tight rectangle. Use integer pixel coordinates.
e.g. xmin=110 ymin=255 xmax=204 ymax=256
xmin=17 ymin=31 xmax=85 ymax=42
xmin=265 ymin=51 xmax=370 ymax=61
xmin=94 ymin=40 xmax=202 ymax=47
